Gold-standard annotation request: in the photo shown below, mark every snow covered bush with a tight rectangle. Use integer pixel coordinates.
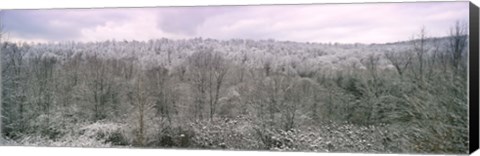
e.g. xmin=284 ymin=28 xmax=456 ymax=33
xmin=189 ymin=117 xmax=262 ymax=150
xmin=10 ymin=121 xmax=128 ymax=147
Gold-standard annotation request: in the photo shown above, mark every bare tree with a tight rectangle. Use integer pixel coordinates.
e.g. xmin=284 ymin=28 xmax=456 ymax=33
xmin=129 ymin=74 xmax=154 ymax=146
xmin=427 ymin=38 xmax=442 ymax=77
xmin=385 ymin=50 xmax=413 ymax=77
xmin=74 ymin=53 xmax=120 ymax=122
xmin=188 ymin=49 xmax=228 ymax=121
xmin=412 ymin=27 xmax=428 ymax=80
xmin=1 ymin=43 xmax=28 ymax=138
xmin=447 ymin=21 xmax=468 ymax=71
xmin=263 ymin=56 xmax=273 ymax=77
xmin=264 ymin=74 xmax=294 ymax=128
xmin=239 ymin=53 xmax=248 ymax=83
xmin=146 ymin=66 xmax=177 ymax=124
xmin=297 ymin=78 xmax=322 ymax=122
xmin=283 ymin=77 xmax=317 ymax=131
xmin=361 ymin=54 xmax=380 ymax=82
xmin=30 ymin=55 xmax=57 ymax=133
xmin=86 ymin=54 xmax=111 ymax=121
xmin=248 ymin=69 xmax=269 ymax=128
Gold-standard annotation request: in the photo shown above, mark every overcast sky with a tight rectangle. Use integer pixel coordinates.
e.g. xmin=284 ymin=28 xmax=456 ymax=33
xmin=1 ymin=1 xmax=469 ymax=44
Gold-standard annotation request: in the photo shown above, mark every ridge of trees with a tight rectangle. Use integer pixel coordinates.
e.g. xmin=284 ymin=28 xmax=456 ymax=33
xmin=0 ymin=21 xmax=469 ymax=153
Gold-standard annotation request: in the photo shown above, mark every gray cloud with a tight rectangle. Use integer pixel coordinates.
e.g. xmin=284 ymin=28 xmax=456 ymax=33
xmin=156 ymin=6 xmax=236 ymax=36
xmin=4 ymin=10 xmax=79 ymax=40
xmin=3 ymin=8 xmax=132 ymax=41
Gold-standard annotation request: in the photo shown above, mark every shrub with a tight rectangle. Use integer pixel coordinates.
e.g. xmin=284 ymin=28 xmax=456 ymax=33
xmin=148 ymin=125 xmax=196 ymax=148
xmin=189 ymin=117 xmax=262 ymax=150
xmin=257 ymin=122 xmax=395 ymax=153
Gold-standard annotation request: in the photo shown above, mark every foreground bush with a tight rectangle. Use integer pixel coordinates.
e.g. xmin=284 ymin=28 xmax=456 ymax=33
xmin=3 ymin=121 xmax=129 ymax=147
xmin=186 ymin=117 xmax=405 ymax=153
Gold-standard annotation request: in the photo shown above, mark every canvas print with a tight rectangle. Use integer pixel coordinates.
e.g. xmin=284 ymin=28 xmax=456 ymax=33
xmin=0 ymin=1 xmax=472 ymax=154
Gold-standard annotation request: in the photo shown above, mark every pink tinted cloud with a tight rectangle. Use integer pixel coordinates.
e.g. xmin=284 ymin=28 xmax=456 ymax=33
xmin=4 ymin=1 xmax=469 ymax=43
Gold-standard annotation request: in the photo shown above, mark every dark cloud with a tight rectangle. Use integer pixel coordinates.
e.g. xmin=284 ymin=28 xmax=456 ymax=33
xmin=3 ymin=9 xmax=129 ymax=41
xmin=156 ymin=6 xmax=240 ymax=36
xmin=3 ymin=10 xmax=77 ymax=40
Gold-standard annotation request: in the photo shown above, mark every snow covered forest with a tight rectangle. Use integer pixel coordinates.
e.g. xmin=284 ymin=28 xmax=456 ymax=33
xmin=0 ymin=22 xmax=469 ymax=154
